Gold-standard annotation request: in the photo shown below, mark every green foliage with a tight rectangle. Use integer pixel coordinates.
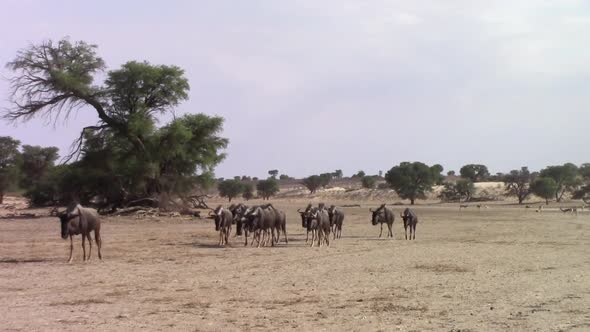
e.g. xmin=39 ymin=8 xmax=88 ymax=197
xmin=539 ymin=163 xmax=580 ymax=202
xmin=319 ymin=173 xmax=332 ymax=188
xmin=302 ymin=175 xmax=322 ymax=194
xmin=242 ymin=183 xmax=254 ymax=200
xmin=0 ymin=137 xmax=21 ymax=203
xmin=256 ymin=178 xmax=279 ymax=200
xmin=385 ymin=162 xmax=437 ymax=204
xmin=353 ymin=170 xmax=366 ymax=178
xmin=279 ymin=174 xmax=291 ymax=180
xmin=6 ymin=39 xmax=228 ymax=207
xmin=332 ymin=169 xmax=343 ymax=179
xmin=361 ymin=176 xmax=376 ymax=189
xmin=579 ymin=163 xmax=590 ymax=180
xmin=447 ymin=170 xmax=455 ymax=176
xmin=531 ymin=177 xmax=558 ymax=205
xmin=19 ymin=145 xmax=59 ymax=190
xmin=430 ymin=164 xmax=444 ymax=185
xmin=268 ymin=170 xmax=279 ymax=178
xmin=439 ymin=179 xmax=474 ymax=202
xmin=503 ymin=167 xmax=532 ymax=204
xmin=459 ymin=164 xmax=490 ymax=182
xmin=218 ymin=179 xmax=244 ymax=202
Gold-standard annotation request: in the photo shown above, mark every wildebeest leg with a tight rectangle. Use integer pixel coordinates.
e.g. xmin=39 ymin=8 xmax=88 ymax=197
xmin=306 ymin=229 xmax=309 ymax=243
xmin=95 ymin=229 xmax=102 ymax=260
xmin=68 ymin=235 xmax=74 ymax=263
xmin=404 ymin=222 xmax=408 ymax=240
xmin=86 ymin=234 xmax=92 ymax=261
xmin=244 ymin=230 xmax=249 ymax=246
xmin=310 ymin=230 xmax=315 ymax=247
xmin=379 ymin=223 xmax=383 ymax=238
xmin=282 ymin=225 xmax=288 ymax=244
xmin=81 ymin=234 xmax=87 ymax=261
xmin=412 ymin=223 xmax=416 ymax=240
xmin=387 ymin=223 xmax=393 ymax=238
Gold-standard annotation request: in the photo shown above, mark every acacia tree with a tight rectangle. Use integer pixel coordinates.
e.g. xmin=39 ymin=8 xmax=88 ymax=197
xmin=218 ymin=179 xmax=244 ymax=202
xmin=268 ymin=170 xmax=279 ymax=178
xmin=319 ymin=173 xmax=332 ymax=188
xmin=242 ymin=183 xmax=254 ymax=200
xmin=385 ymin=162 xmax=437 ymax=205
xmin=5 ymin=39 xmax=227 ymax=207
xmin=573 ymin=163 xmax=590 ymax=203
xmin=531 ymin=177 xmax=558 ymax=205
xmin=256 ymin=178 xmax=279 ymax=200
xmin=460 ymin=164 xmax=490 ymax=182
xmin=539 ymin=163 xmax=579 ymax=202
xmin=504 ymin=167 xmax=532 ymax=204
xmin=361 ymin=176 xmax=376 ymax=189
xmin=302 ymin=175 xmax=322 ymax=194
xmin=19 ymin=145 xmax=59 ymax=190
xmin=0 ymin=137 xmax=21 ymax=204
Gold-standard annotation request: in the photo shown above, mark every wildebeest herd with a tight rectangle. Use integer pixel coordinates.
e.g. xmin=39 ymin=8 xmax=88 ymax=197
xmin=53 ymin=202 xmax=418 ymax=262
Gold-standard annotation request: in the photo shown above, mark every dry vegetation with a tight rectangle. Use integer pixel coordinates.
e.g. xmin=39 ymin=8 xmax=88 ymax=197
xmin=1 ymin=197 xmax=589 ymax=331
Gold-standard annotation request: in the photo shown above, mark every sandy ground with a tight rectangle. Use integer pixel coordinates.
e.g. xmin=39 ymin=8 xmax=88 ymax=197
xmin=1 ymin=201 xmax=589 ymax=331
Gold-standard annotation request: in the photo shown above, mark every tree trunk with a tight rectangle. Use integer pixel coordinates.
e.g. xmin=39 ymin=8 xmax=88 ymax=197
xmin=546 ymin=198 xmax=549 ymax=205
xmin=0 ymin=191 xmax=3 ymax=204
xmin=228 ymin=197 xmax=232 ymax=202
xmin=410 ymin=198 xmax=415 ymax=205
xmin=518 ymin=196 xmax=524 ymax=204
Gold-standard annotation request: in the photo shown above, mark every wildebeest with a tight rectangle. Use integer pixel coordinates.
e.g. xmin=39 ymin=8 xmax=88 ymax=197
xmin=298 ymin=203 xmax=313 ymax=243
xmin=308 ymin=207 xmax=331 ymax=247
xmin=57 ymin=203 xmax=102 ymax=263
xmin=328 ymin=205 xmax=345 ymax=239
xmin=229 ymin=203 xmax=248 ymax=236
xmin=370 ymin=204 xmax=395 ymax=238
xmin=210 ymin=205 xmax=233 ymax=246
xmin=266 ymin=204 xmax=288 ymax=244
xmin=400 ymin=208 xmax=418 ymax=240
xmin=244 ymin=205 xmax=277 ymax=247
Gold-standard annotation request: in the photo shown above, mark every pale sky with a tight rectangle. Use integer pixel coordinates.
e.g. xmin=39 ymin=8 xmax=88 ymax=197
xmin=1 ymin=1 xmax=589 ymax=178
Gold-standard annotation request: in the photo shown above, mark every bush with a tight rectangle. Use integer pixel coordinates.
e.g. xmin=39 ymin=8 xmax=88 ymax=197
xmin=361 ymin=176 xmax=376 ymax=189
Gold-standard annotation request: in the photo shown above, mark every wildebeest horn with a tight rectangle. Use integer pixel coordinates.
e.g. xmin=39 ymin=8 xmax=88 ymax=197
xmin=297 ymin=208 xmax=302 ymax=213
xmin=400 ymin=212 xmax=403 ymax=217
xmin=369 ymin=208 xmax=374 ymax=212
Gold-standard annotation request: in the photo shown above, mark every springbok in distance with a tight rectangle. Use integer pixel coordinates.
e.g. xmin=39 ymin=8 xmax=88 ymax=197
xmin=57 ymin=203 xmax=102 ymax=263
xmin=370 ymin=204 xmax=394 ymax=238
xmin=400 ymin=208 xmax=418 ymax=240
xmin=459 ymin=204 xmax=469 ymax=210
xmin=536 ymin=205 xmax=544 ymax=213
xmin=560 ymin=207 xmax=578 ymax=215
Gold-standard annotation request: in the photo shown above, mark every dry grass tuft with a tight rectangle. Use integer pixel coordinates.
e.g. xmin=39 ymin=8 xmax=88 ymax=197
xmin=414 ymin=263 xmax=469 ymax=273
xmin=50 ymin=298 xmax=111 ymax=306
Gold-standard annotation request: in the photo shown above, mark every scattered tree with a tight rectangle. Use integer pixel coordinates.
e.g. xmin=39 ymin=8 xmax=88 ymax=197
xmin=218 ymin=179 xmax=244 ymax=202
xmin=361 ymin=176 xmax=376 ymax=189
xmin=385 ymin=162 xmax=437 ymax=205
xmin=242 ymin=183 xmax=254 ymax=201
xmin=268 ymin=170 xmax=279 ymax=178
xmin=531 ymin=177 xmax=558 ymax=205
xmin=503 ymin=167 xmax=533 ymax=204
xmin=301 ymin=175 xmax=322 ymax=194
xmin=447 ymin=170 xmax=456 ymax=176
xmin=279 ymin=174 xmax=291 ymax=180
xmin=539 ymin=163 xmax=580 ymax=202
xmin=355 ymin=170 xmax=366 ymax=178
xmin=256 ymin=178 xmax=279 ymax=200
xmin=5 ymin=39 xmax=228 ymax=207
xmin=19 ymin=145 xmax=59 ymax=190
xmin=332 ymin=169 xmax=343 ymax=179
xmin=0 ymin=137 xmax=21 ymax=204
xmin=439 ymin=179 xmax=474 ymax=202
xmin=431 ymin=164 xmax=444 ymax=185
xmin=459 ymin=164 xmax=490 ymax=182
xmin=319 ymin=173 xmax=332 ymax=188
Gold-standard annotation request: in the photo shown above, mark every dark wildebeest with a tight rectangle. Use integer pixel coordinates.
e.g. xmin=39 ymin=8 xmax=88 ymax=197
xmin=370 ymin=204 xmax=395 ymax=238
xmin=57 ymin=203 xmax=102 ymax=263
xmin=210 ymin=205 xmax=233 ymax=246
xmin=265 ymin=204 xmax=288 ymax=245
xmin=400 ymin=208 xmax=418 ymax=240
xmin=229 ymin=203 xmax=248 ymax=236
xmin=298 ymin=203 xmax=313 ymax=243
xmin=309 ymin=207 xmax=331 ymax=247
xmin=328 ymin=205 xmax=345 ymax=239
xmin=244 ymin=206 xmax=276 ymax=247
